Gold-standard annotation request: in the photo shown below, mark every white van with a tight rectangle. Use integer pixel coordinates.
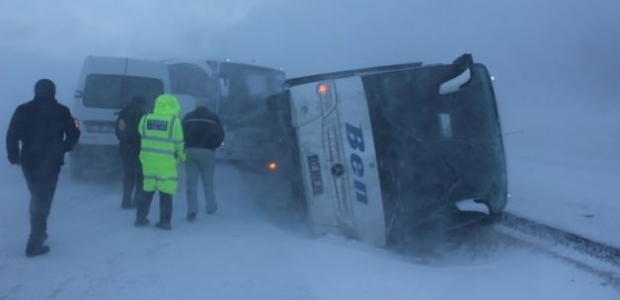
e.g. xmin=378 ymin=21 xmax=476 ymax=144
xmin=70 ymin=56 xmax=171 ymax=179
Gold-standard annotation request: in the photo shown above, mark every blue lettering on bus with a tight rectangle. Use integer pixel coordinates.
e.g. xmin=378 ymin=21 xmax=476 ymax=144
xmin=345 ymin=123 xmax=365 ymax=151
xmin=354 ymin=179 xmax=368 ymax=204
xmin=345 ymin=123 xmax=368 ymax=204
xmin=350 ymin=153 xmax=364 ymax=177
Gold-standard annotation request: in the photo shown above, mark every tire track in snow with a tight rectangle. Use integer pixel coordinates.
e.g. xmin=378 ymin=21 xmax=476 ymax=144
xmin=496 ymin=213 xmax=620 ymax=290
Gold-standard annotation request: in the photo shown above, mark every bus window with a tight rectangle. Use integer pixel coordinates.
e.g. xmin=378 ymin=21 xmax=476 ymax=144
xmin=168 ymin=63 xmax=218 ymax=107
xmin=218 ymin=63 xmax=285 ymax=128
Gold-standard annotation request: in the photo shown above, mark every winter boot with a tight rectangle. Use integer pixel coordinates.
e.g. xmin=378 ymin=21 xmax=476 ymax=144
xmin=26 ymin=243 xmax=50 ymax=257
xmin=206 ymin=203 xmax=218 ymax=215
xmin=134 ymin=218 xmax=150 ymax=227
xmin=155 ymin=222 xmax=172 ymax=230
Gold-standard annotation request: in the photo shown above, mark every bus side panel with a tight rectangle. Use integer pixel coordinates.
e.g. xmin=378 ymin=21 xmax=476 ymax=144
xmin=289 ymin=84 xmax=338 ymax=236
xmin=334 ymin=77 xmax=387 ymax=246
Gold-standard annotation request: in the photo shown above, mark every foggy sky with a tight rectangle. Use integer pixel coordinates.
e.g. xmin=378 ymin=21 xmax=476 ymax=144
xmin=1 ymin=0 xmax=619 ymax=131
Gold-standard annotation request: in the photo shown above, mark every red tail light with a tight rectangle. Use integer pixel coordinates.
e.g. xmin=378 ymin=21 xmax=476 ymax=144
xmin=317 ymin=83 xmax=330 ymax=95
xmin=316 ymin=81 xmax=335 ymax=113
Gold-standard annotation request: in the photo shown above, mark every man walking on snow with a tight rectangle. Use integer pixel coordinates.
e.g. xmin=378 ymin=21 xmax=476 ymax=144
xmin=6 ymin=79 xmax=81 ymax=257
xmin=182 ymin=97 xmax=224 ymax=221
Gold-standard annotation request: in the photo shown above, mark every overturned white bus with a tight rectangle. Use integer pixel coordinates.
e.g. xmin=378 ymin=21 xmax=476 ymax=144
xmin=268 ymin=54 xmax=508 ymax=246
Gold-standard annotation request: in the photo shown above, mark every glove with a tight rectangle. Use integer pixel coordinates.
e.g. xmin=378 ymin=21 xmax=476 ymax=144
xmin=176 ymin=151 xmax=187 ymax=163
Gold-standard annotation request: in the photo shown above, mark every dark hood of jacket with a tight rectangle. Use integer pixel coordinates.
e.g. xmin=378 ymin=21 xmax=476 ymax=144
xmin=34 ymin=79 xmax=56 ymax=101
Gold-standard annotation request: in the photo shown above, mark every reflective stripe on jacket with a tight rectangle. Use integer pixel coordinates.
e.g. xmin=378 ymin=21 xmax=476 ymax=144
xmin=139 ymin=94 xmax=186 ymax=194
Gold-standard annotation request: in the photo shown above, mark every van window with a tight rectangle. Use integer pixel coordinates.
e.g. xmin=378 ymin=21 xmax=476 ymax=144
xmin=83 ymin=74 xmax=164 ymax=109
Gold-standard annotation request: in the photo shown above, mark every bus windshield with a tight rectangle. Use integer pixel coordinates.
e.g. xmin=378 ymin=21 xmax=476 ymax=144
xmin=168 ymin=63 xmax=218 ymax=111
xmin=219 ymin=62 xmax=285 ymax=128
xmin=83 ymin=74 xmax=164 ymax=109
xmin=362 ymin=63 xmax=506 ymax=238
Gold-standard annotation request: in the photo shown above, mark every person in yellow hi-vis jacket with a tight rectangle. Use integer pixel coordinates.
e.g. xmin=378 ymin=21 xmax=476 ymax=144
xmin=134 ymin=94 xmax=186 ymax=230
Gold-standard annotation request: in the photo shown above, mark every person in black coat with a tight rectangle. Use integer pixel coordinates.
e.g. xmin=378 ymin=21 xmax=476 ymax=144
xmin=182 ymin=97 xmax=224 ymax=221
xmin=115 ymin=96 xmax=147 ymax=209
xmin=6 ymin=78 xmax=81 ymax=257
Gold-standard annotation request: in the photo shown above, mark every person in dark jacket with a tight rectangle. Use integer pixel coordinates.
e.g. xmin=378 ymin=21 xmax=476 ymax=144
xmin=5 ymin=78 xmax=80 ymax=257
xmin=182 ymin=97 xmax=224 ymax=221
xmin=115 ymin=96 xmax=147 ymax=209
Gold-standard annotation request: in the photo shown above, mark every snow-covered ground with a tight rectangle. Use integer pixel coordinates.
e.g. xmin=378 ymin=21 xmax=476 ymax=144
xmin=503 ymin=111 xmax=620 ymax=249
xmin=1 ymin=160 xmax=619 ymax=299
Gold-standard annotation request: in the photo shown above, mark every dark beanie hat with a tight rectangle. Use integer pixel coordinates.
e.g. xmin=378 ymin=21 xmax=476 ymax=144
xmin=34 ymin=79 xmax=56 ymax=98
xmin=132 ymin=95 xmax=146 ymax=105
